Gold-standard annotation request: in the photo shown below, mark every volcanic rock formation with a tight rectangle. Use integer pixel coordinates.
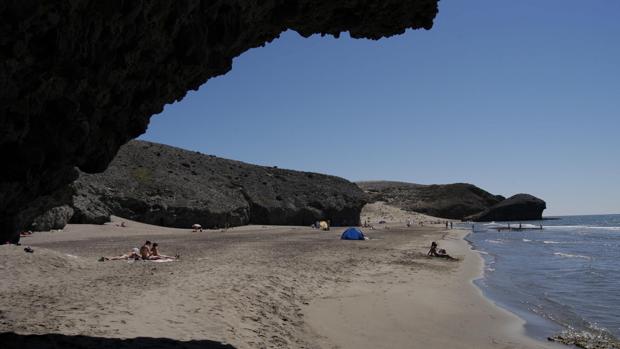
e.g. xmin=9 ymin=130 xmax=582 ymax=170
xmin=464 ymin=194 xmax=547 ymax=222
xmin=25 ymin=141 xmax=366 ymax=230
xmin=358 ymin=181 xmax=505 ymax=220
xmin=358 ymin=181 xmax=546 ymax=221
xmin=0 ymin=0 xmax=439 ymax=242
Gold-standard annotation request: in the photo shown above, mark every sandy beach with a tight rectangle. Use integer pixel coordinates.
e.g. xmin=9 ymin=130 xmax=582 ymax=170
xmin=1 ymin=207 xmax=563 ymax=348
xmin=306 ymin=229 xmax=563 ymax=349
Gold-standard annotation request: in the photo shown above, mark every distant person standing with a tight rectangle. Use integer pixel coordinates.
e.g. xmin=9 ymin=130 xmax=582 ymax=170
xmin=445 ymin=221 xmax=449 ymax=229
xmin=450 ymin=222 xmax=453 ymax=229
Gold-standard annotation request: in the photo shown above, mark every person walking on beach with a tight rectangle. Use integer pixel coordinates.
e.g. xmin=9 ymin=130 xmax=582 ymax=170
xmin=450 ymin=222 xmax=453 ymax=229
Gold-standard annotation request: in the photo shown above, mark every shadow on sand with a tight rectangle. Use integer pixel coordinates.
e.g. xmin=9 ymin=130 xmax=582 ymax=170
xmin=0 ymin=332 xmax=236 ymax=349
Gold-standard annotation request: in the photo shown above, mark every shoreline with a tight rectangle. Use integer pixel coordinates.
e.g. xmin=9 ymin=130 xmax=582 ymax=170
xmin=305 ymin=228 xmax=564 ymax=349
xmin=463 ymin=230 xmax=568 ymax=347
xmin=464 ymin=232 xmax=565 ymax=343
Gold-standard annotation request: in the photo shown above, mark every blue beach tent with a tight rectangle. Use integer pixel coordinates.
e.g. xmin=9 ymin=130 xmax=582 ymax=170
xmin=341 ymin=227 xmax=365 ymax=240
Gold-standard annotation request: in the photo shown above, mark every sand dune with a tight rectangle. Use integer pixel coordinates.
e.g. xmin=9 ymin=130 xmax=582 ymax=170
xmin=361 ymin=201 xmax=454 ymax=225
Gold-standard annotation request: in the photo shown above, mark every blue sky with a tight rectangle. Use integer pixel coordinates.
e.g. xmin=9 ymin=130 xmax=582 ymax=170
xmin=141 ymin=0 xmax=620 ymax=216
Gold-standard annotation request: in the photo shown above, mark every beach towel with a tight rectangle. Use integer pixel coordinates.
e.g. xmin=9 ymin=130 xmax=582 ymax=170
xmin=151 ymin=258 xmax=176 ymax=263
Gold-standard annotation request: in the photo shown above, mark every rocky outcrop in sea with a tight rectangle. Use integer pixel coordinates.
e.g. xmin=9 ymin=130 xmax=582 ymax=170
xmin=357 ymin=181 xmax=545 ymax=221
xmin=464 ymin=194 xmax=546 ymax=222
xmin=358 ymin=181 xmax=505 ymax=220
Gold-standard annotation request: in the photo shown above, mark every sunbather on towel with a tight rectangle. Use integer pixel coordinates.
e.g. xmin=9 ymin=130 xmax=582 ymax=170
xmin=149 ymin=242 xmax=179 ymax=260
xmin=100 ymin=248 xmax=141 ymax=261
xmin=140 ymin=241 xmax=152 ymax=260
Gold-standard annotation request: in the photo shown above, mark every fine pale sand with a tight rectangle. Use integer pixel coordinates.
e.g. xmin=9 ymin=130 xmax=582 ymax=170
xmin=0 ymin=208 xmax=563 ymax=348
xmin=305 ymin=228 xmax=563 ymax=349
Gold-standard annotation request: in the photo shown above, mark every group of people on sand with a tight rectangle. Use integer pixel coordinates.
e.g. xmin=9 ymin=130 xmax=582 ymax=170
xmin=362 ymin=220 xmax=376 ymax=230
xmin=427 ymin=241 xmax=456 ymax=260
xmin=99 ymin=240 xmax=179 ymax=261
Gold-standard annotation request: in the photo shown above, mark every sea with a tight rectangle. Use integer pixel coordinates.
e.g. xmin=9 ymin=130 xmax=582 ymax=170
xmin=463 ymin=214 xmax=620 ymax=348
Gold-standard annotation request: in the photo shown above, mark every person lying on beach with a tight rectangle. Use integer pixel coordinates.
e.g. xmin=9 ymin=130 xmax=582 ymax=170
xmin=149 ymin=242 xmax=179 ymax=260
xmin=100 ymin=248 xmax=141 ymax=261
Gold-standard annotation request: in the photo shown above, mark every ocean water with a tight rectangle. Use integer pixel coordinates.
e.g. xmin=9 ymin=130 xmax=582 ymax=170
xmin=464 ymin=214 xmax=620 ymax=346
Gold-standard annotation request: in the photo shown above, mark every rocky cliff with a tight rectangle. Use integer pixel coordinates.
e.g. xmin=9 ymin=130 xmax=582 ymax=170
xmin=357 ymin=181 xmax=546 ymax=221
xmin=358 ymin=181 xmax=505 ymax=220
xmin=25 ymin=141 xmax=366 ymax=230
xmin=0 ymin=1 xmax=438 ymax=242
xmin=464 ymin=194 xmax=546 ymax=222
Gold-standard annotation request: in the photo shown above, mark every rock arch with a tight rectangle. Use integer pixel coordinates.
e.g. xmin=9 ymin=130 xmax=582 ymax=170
xmin=0 ymin=0 xmax=438 ymax=242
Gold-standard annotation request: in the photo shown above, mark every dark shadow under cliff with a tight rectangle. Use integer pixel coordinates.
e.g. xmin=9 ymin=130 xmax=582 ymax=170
xmin=0 ymin=332 xmax=236 ymax=349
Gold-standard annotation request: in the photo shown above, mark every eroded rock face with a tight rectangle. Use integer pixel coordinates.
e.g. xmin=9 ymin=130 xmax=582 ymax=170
xmin=29 ymin=140 xmax=366 ymax=230
xmin=464 ymin=194 xmax=546 ymax=222
xmin=0 ymin=0 xmax=439 ymax=242
xmin=358 ymin=181 xmax=504 ymax=220
xmin=14 ymin=185 xmax=76 ymax=233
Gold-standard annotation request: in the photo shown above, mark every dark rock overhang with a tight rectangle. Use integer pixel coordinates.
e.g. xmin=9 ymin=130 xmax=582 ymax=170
xmin=0 ymin=1 xmax=439 ymax=242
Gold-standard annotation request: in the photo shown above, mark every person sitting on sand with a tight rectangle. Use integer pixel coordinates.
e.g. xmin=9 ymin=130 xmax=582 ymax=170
xmin=140 ymin=241 xmax=152 ymax=260
xmin=427 ymin=241 xmax=439 ymax=256
xmin=427 ymin=242 xmax=457 ymax=260
xmin=100 ymin=248 xmax=141 ymax=261
xmin=149 ymin=242 xmax=179 ymax=260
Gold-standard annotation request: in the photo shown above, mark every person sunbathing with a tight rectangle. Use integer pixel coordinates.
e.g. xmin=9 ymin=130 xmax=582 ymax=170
xmin=149 ymin=242 xmax=179 ymax=260
xmin=100 ymin=248 xmax=140 ymax=261
xmin=436 ymin=248 xmax=456 ymax=259
xmin=99 ymin=241 xmax=179 ymax=262
xmin=140 ymin=241 xmax=152 ymax=260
